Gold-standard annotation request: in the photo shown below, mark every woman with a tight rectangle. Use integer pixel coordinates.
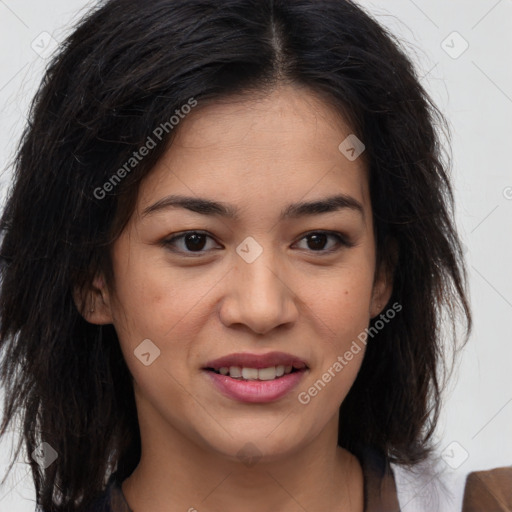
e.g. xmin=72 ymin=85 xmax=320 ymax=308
xmin=0 ymin=1 xmax=471 ymax=511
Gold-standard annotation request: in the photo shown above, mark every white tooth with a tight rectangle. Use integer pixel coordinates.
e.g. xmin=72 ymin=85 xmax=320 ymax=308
xmin=219 ymin=367 xmax=229 ymax=375
xmin=229 ymin=366 xmax=242 ymax=378
xmin=241 ymin=367 xmax=259 ymax=380
xmin=276 ymin=365 xmax=285 ymax=377
xmin=284 ymin=365 xmax=293 ymax=374
xmin=258 ymin=366 xmax=277 ymax=380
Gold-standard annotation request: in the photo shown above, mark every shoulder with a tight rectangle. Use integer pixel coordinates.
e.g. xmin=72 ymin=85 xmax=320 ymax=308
xmin=462 ymin=465 xmax=512 ymax=512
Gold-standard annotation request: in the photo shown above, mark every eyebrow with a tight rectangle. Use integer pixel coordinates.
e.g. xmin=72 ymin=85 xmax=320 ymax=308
xmin=141 ymin=193 xmax=365 ymax=221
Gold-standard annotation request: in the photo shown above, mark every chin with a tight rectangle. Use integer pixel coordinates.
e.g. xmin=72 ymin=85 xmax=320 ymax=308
xmin=196 ymin=424 xmax=310 ymax=464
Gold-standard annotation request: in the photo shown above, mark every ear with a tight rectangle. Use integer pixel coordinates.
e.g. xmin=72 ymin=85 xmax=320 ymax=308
xmin=369 ymin=239 xmax=398 ymax=319
xmin=72 ymin=273 xmax=114 ymax=325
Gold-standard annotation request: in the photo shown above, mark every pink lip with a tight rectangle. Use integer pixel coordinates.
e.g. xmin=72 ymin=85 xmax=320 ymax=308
xmin=204 ymin=351 xmax=308 ymax=370
xmin=203 ymin=351 xmax=309 ymax=403
xmin=205 ymin=369 xmax=307 ymax=403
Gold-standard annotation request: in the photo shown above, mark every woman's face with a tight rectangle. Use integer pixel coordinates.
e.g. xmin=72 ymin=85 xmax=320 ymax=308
xmin=95 ymin=84 xmax=392 ymax=461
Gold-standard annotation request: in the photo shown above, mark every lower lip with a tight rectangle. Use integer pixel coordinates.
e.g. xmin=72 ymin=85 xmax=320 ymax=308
xmin=204 ymin=369 xmax=307 ymax=403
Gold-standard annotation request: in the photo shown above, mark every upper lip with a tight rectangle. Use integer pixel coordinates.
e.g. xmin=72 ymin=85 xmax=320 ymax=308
xmin=204 ymin=351 xmax=308 ymax=370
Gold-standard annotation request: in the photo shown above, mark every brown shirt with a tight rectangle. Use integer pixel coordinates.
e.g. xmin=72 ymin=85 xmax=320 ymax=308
xmin=87 ymin=447 xmax=401 ymax=512
xmin=462 ymin=466 xmax=512 ymax=512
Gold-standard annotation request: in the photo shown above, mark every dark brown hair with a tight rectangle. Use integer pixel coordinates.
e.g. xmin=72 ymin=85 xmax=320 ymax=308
xmin=0 ymin=0 xmax=471 ymax=510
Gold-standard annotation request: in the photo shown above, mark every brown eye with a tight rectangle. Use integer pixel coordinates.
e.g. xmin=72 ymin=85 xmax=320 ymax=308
xmin=306 ymin=233 xmax=329 ymax=251
xmin=294 ymin=231 xmax=354 ymax=253
xmin=162 ymin=231 xmax=220 ymax=255
xmin=182 ymin=233 xmax=207 ymax=251
xmin=162 ymin=230 xmax=354 ymax=257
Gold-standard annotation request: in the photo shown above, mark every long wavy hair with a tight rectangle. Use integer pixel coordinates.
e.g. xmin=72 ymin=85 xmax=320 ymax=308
xmin=0 ymin=0 xmax=471 ymax=510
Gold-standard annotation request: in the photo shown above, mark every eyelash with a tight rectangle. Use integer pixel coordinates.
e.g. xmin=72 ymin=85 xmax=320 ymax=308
xmin=161 ymin=230 xmax=355 ymax=256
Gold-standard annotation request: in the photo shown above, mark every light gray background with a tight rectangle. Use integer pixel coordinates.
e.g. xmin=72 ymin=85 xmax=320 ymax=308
xmin=0 ymin=1 xmax=511 ymax=511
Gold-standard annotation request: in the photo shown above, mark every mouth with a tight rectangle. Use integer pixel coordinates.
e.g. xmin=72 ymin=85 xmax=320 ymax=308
xmin=203 ymin=352 xmax=309 ymax=403
xmin=205 ymin=363 xmax=306 ymax=381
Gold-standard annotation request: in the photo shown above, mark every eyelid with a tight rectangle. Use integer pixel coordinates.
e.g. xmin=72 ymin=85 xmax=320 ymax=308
xmin=161 ymin=229 xmax=355 ymax=256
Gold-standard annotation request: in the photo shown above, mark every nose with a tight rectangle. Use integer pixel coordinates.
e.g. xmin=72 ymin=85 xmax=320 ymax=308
xmin=218 ymin=247 xmax=299 ymax=336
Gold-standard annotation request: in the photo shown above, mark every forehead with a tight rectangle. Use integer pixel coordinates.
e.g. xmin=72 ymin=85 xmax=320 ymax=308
xmin=137 ymin=84 xmax=370 ymax=219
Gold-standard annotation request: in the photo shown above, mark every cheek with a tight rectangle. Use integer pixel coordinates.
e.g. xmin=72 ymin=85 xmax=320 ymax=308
xmin=306 ymin=265 xmax=374 ymax=340
xmin=299 ymin=257 xmax=374 ymax=408
xmin=109 ymin=242 xmax=190 ymax=336
xmin=108 ymin=244 xmax=222 ymax=385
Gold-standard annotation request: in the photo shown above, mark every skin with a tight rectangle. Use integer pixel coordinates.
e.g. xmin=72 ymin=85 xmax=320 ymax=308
xmin=82 ymin=83 xmax=393 ymax=512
